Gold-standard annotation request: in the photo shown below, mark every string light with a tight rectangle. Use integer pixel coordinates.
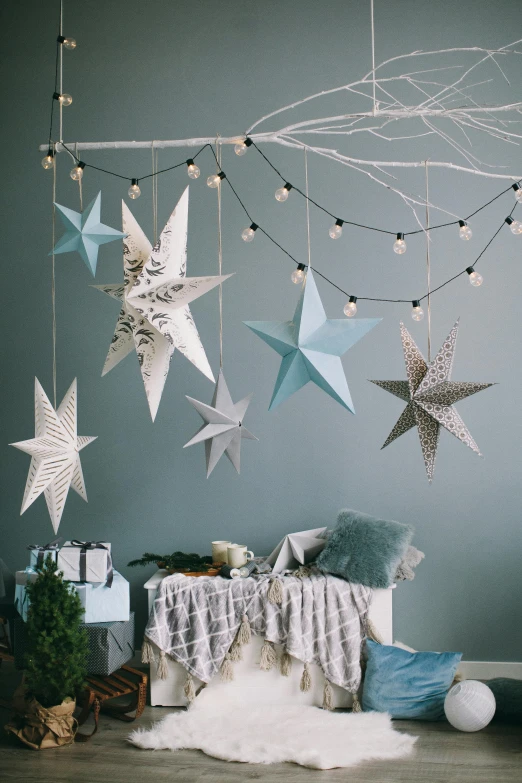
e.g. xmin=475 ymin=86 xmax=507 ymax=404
xmin=512 ymin=184 xmax=522 ymax=202
xmin=458 ymin=220 xmax=472 ymax=240
xmin=275 ymin=182 xmax=292 ymax=202
xmin=207 ymin=171 xmax=226 ymax=188
xmin=505 ymin=216 xmax=522 ymax=234
xmin=128 ymin=179 xmax=141 ymax=199
xmin=411 ymin=300 xmax=424 ymax=321
xmin=466 ymin=266 xmax=483 ymax=286
xmin=70 ymin=161 xmax=85 ymax=181
xmin=393 ymin=232 xmax=406 ymax=254
xmin=329 ymin=219 xmax=344 ymax=239
xmin=234 ymin=137 xmax=253 ymax=156
xmin=343 ymin=296 xmax=357 ymax=317
xmin=41 ymin=147 xmax=54 ymax=169
xmin=53 ymin=91 xmax=72 ymax=107
xmin=186 ymin=159 xmax=200 ymax=179
xmin=57 ymin=35 xmax=77 ymax=50
xmin=241 ymin=223 xmax=258 ymax=242
xmin=291 ymin=263 xmax=306 ymax=284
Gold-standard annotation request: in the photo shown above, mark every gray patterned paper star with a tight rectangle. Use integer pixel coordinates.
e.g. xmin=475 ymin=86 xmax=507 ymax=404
xmin=370 ymin=320 xmax=494 ymax=482
xmin=184 ymin=371 xmax=258 ymax=477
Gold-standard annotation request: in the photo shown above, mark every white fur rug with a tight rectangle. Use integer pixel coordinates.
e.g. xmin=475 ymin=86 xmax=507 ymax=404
xmin=129 ymin=684 xmax=417 ymax=770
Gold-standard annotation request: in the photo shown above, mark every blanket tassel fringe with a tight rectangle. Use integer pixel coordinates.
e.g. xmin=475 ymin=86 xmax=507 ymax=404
xmin=352 ymin=692 xmax=362 ymax=712
xmin=229 ymin=636 xmax=243 ymax=662
xmin=366 ymin=618 xmax=384 ymax=645
xmin=220 ymin=653 xmax=234 ymax=682
xmin=184 ymin=672 xmax=196 ymax=703
xmin=300 ymin=662 xmax=311 ymax=692
xmin=239 ymin=613 xmax=251 ymax=645
xmin=280 ymin=650 xmax=292 ymax=677
xmin=260 ymin=639 xmax=277 ymax=671
xmin=141 ymin=638 xmax=155 ymax=664
xmin=268 ymin=578 xmax=283 ymax=605
xmin=157 ymin=650 xmax=169 ymax=680
xmin=323 ymin=679 xmax=334 ymax=711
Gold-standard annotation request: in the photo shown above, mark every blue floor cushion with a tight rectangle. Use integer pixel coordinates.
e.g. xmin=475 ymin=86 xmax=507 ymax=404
xmin=362 ymin=640 xmax=462 ymax=720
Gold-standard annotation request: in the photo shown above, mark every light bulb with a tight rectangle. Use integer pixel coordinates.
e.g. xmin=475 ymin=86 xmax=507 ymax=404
xmin=411 ymin=301 xmax=424 ymax=321
xmin=41 ymin=152 xmax=54 ymax=169
xmin=186 ymin=159 xmax=200 ymax=179
xmin=329 ymin=219 xmax=344 ymax=239
xmin=207 ymin=172 xmax=225 ymax=188
xmin=343 ymin=296 xmax=357 ymax=317
xmin=458 ymin=220 xmax=472 ymax=240
xmin=70 ymin=162 xmax=85 ymax=180
xmin=235 ymin=142 xmax=248 ymax=156
xmin=512 ymin=184 xmax=522 ymax=202
xmin=393 ymin=232 xmax=406 ymax=254
xmin=275 ymin=182 xmax=292 ymax=202
xmin=241 ymin=223 xmax=258 ymax=242
xmin=466 ymin=267 xmax=483 ymax=286
xmin=510 ymin=219 xmax=522 ymax=234
xmin=59 ymin=93 xmax=73 ymax=106
xmin=291 ymin=264 xmax=305 ymax=284
xmin=128 ymin=179 xmax=141 ymax=199
xmin=64 ymin=37 xmax=77 ymax=49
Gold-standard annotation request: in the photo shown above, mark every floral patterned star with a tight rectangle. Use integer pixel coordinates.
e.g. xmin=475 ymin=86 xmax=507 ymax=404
xmin=370 ymin=320 xmax=494 ymax=482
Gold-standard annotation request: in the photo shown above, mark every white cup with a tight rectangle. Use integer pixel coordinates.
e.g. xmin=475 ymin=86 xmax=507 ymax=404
xmin=227 ymin=544 xmax=254 ymax=568
xmin=212 ymin=540 xmax=231 ymax=564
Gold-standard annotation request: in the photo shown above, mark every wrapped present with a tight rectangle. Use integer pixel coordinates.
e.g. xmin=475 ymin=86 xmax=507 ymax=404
xmin=27 ymin=537 xmax=63 ymax=569
xmin=57 ymin=541 xmax=113 ymax=586
xmin=75 ymin=571 xmax=129 ymax=623
xmin=14 ymin=612 xmax=135 ymax=675
xmin=14 ymin=569 xmax=38 ymax=622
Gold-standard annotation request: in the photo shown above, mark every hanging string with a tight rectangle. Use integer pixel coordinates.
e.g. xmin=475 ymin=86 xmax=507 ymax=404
xmin=425 ymin=161 xmax=432 ymax=362
xmin=370 ymin=0 xmax=377 ymax=116
xmin=51 ymin=154 xmax=58 ymax=408
xmin=58 ymin=0 xmax=63 ymax=142
xmin=75 ymin=142 xmax=83 ymax=210
xmin=304 ymin=148 xmax=312 ymax=271
xmin=216 ymin=137 xmax=224 ymax=369
xmin=151 ymin=141 xmax=158 ymax=243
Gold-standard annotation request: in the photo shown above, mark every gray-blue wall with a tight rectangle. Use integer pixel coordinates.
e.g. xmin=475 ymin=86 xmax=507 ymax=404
xmin=1 ymin=0 xmax=521 ymax=661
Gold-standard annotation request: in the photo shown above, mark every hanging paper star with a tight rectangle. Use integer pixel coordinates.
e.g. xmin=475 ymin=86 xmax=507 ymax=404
xmin=244 ymin=269 xmax=381 ymax=411
xmin=370 ymin=320 xmax=494 ymax=482
xmin=10 ymin=379 xmax=97 ymax=533
xmin=94 ymin=187 xmax=232 ymax=421
xmin=51 ymin=192 xmax=126 ymax=276
xmin=184 ymin=371 xmax=257 ymax=477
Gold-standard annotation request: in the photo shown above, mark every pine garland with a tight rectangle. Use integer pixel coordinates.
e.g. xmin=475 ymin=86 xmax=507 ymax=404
xmin=24 ymin=555 xmax=87 ymax=708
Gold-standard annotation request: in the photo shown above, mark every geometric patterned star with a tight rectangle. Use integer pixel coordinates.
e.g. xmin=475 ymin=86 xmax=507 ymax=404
xmin=245 ymin=269 xmax=381 ymax=412
xmin=184 ymin=371 xmax=257 ymax=477
xmin=9 ymin=378 xmax=97 ymax=533
xmin=370 ymin=320 xmax=494 ymax=482
xmin=51 ymin=192 xmax=126 ymax=276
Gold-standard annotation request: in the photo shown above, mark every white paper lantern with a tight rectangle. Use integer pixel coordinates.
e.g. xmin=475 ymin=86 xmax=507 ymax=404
xmin=444 ymin=680 xmax=496 ymax=732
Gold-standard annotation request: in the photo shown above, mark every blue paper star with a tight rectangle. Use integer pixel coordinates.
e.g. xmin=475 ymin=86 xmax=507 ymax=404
xmin=244 ymin=269 xmax=381 ymax=412
xmin=51 ymin=192 xmax=126 ymax=276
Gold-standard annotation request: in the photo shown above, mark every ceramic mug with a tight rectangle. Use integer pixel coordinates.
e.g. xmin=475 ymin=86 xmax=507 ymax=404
xmin=227 ymin=544 xmax=254 ymax=568
xmin=212 ymin=540 xmax=231 ymax=564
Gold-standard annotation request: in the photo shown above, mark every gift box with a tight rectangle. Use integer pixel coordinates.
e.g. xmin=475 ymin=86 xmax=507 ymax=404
xmin=14 ymin=569 xmax=38 ymax=622
xmin=75 ymin=571 xmax=130 ymax=623
xmin=27 ymin=538 xmax=63 ymax=569
xmin=14 ymin=612 xmax=135 ymax=675
xmin=57 ymin=541 xmax=113 ymax=585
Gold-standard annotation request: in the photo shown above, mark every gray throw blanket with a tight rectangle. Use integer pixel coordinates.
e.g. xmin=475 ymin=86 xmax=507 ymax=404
xmin=144 ymin=570 xmax=372 ymax=693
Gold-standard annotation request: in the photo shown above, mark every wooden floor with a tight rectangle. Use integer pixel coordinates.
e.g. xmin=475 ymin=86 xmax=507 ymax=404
xmin=1 ymin=664 xmax=520 ymax=783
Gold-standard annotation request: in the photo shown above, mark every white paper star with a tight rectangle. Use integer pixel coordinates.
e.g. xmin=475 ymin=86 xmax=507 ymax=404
xmin=94 ymin=187 xmax=233 ymax=421
xmin=184 ymin=371 xmax=258 ymax=477
xmin=266 ymin=528 xmax=328 ymax=573
xmin=10 ymin=379 xmax=97 ymax=533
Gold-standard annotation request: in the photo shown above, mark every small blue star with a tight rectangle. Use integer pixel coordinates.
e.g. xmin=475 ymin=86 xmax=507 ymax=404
xmin=51 ymin=192 xmax=126 ymax=276
xmin=245 ymin=269 xmax=381 ymax=412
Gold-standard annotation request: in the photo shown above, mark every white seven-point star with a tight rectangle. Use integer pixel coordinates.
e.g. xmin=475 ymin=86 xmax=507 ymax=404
xmin=184 ymin=371 xmax=258 ymax=477
xmin=244 ymin=269 xmax=381 ymax=411
xmin=10 ymin=378 xmax=97 ymax=533
xmin=51 ymin=192 xmax=126 ymax=276
xmin=94 ymin=187 xmax=232 ymax=421
xmin=370 ymin=320 xmax=494 ymax=482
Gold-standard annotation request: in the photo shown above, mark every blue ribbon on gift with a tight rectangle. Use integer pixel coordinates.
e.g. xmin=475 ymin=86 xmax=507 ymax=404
xmin=69 ymin=541 xmax=114 ymax=588
xmin=27 ymin=537 xmax=63 ymax=568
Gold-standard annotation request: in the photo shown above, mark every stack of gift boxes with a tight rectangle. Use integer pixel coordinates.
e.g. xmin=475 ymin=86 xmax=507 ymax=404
xmin=14 ymin=540 xmax=134 ymax=676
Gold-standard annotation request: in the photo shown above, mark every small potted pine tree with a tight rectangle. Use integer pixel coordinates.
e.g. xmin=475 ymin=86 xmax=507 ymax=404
xmin=5 ymin=555 xmax=88 ymax=749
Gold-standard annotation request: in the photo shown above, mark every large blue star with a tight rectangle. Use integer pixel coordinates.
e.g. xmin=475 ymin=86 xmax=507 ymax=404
xmin=51 ymin=192 xmax=126 ymax=276
xmin=244 ymin=269 xmax=381 ymax=412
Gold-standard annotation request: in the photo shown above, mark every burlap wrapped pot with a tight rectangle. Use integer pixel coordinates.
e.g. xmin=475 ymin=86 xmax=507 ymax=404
xmin=5 ymin=686 xmax=78 ymax=750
